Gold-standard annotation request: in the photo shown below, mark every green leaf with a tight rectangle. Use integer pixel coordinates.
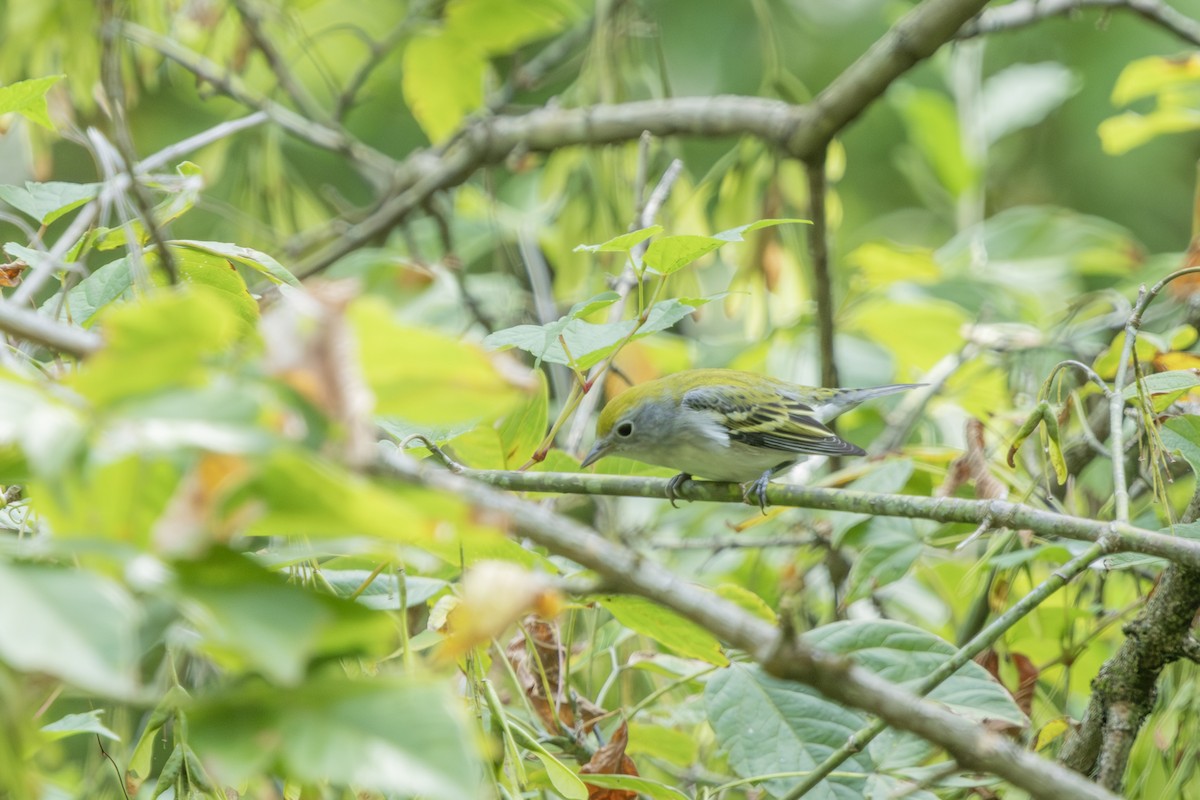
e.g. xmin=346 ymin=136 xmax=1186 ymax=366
xmin=174 ymin=548 xmax=395 ymax=685
xmin=172 ymin=246 xmax=259 ymax=336
xmin=706 ymin=622 xmax=1023 ymax=799
xmin=1123 ymin=370 xmax=1200 ymax=412
xmin=0 ymin=562 xmax=142 ymax=700
xmin=0 ymin=181 xmax=100 ymax=224
xmin=0 ymin=75 xmax=65 ymax=131
xmin=642 ymin=235 xmax=725 ymax=275
xmin=1111 ymin=53 xmax=1200 ymax=106
xmin=1099 ymin=109 xmax=1200 ymax=155
xmin=627 ymin=722 xmax=699 ymax=766
xmin=30 ymin=455 xmax=179 ymax=546
xmin=322 ymin=569 xmax=448 ymax=610
xmin=938 ymin=206 xmax=1143 ymax=282
xmin=706 ymin=661 xmax=871 ymax=799
xmin=69 ymin=286 xmax=246 ymax=408
xmin=402 ymin=30 xmax=485 ymax=142
xmin=531 ymin=749 xmax=588 ymax=799
xmin=497 ymin=369 xmax=548 ymax=467
xmin=599 ymin=595 xmax=728 ymax=666
xmin=575 ymin=226 xmax=663 ymax=253
xmin=171 ymin=240 xmax=301 ymax=287
xmin=844 ymin=517 xmax=927 ymax=602
xmin=581 ymin=774 xmax=691 ymax=800
xmin=847 ymin=299 xmax=967 ymax=373
xmin=40 ymin=710 xmax=120 ymax=742
xmin=803 ymin=620 xmax=1024 ymax=724
xmin=42 ymin=253 xmax=135 ymax=326
xmin=891 ymin=85 xmax=974 ymax=197
xmin=353 ymin=297 xmax=525 ymax=424
xmin=444 ymin=0 xmax=580 ymax=55
xmin=846 ymin=242 xmax=940 ymax=287
xmin=188 ymin=676 xmax=483 ymax=798
xmin=485 ymin=297 xmax=708 ymax=369
xmin=1162 ymin=416 xmax=1200 ymax=475
xmin=714 ymin=584 xmax=777 ymax=623
xmin=242 ymin=449 xmax=539 ymax=567
xmin=1124 ymin=371 xmax=1200 ymax=398
xmin=0 ymin=368 xmax=87 ymax=479
xmin=980 ymin=63 xmax=1079 ymax=144
xmin=712 ymin=218 xmax=810 ymax=241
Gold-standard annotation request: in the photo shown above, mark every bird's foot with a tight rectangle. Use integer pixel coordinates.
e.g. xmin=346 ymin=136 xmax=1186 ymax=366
xmin=741 ymin=470 xmax=773 ymax=514
xmin=666 ymin=473 xmax=693 ymax=508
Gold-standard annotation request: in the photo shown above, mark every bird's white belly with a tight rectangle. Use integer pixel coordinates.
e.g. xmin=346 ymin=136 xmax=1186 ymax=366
xmin=646 ymin=438 xmax=797 ymax=482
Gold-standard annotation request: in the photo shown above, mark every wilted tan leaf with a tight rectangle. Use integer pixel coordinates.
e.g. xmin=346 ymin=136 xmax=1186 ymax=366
xmin=506 ymin=617 xmax=604 ymax=735
xmin=580 ymin=722 xmax=639 ymax=800
xmin=940 ymin=418 xmax=1007 ymax=500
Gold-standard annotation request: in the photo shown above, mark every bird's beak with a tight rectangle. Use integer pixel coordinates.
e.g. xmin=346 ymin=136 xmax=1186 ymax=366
xmin=579 ymin=440 xmax=611 ymax=469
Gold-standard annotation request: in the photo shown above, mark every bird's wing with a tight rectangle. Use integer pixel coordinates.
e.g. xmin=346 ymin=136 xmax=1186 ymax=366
xmin=682 ymin=384 xmax=866 ymax=456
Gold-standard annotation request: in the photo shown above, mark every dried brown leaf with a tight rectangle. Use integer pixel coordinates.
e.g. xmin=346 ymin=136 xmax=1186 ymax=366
xmin=580 ymin=722 xmax=639 ymax=800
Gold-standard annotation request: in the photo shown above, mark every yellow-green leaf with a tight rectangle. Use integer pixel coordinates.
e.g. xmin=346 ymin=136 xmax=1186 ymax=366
xmin=599 ymin=595 xmax=728 ymax=666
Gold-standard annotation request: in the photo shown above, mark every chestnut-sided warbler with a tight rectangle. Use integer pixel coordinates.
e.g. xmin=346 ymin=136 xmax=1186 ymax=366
xmin=579 ymin=368 xmax=920 ymax=509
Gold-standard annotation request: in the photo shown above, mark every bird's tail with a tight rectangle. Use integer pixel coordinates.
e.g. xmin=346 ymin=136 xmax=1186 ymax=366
xmin=813 ymin=383 xmax=924 ymax=421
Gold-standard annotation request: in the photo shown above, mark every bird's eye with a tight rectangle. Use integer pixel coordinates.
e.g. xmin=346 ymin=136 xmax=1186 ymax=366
xmin=615 ymin=421 xmax=634 ymax=437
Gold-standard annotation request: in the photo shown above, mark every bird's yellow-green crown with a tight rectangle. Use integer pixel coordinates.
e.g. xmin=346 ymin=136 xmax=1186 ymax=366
xmin=595 ymin=380 xmax=666 ymax=438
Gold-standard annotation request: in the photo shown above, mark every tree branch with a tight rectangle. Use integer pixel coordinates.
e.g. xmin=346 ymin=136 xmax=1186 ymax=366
xmin=958 ymin=0 xmax=1200 ymax=47
xmin=118 ymin=21 xmax=396 ymax=184
xmin=805 ymin=149 xmax=838 ymax=391
xmin=1058 ymin=484 xmax=1200 ymax=787
xmin=0 ymin=300 xmax=103 ymax=357
xmin=445 ymin=466 xmax=1200 ymax=568
xmin=294 ymin=0 xmax=992 ymax=278
xmin=382 ymin=448 xmax=1118 ymax=800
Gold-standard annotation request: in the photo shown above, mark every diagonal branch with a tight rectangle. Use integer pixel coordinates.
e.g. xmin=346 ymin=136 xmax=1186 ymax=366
xmin=383 ymin=448 xmax=1118 ymax=800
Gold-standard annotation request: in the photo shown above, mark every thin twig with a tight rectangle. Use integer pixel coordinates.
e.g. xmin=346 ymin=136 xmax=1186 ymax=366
xmin=231 ymin=0 xmax=328 ymax=120
xmin=806 ymin=148 xmax=838 ymax=390
xmin=959 ymin=0 xmax=1200 ymax=47
xmin=0 ymin=300 xmax=102 ymax=357
xmin=1110 ymin=266 xmax=1200 ymax=521
xmin=648 ymin=533 xmax=823 ymax=550
xmin=118 ymin=21 xmax=396 ymax=185
xmin=450 ymin=466 xmax=1200 ymax=568
xmin=99 ymin=6 xmax=177 ymax=283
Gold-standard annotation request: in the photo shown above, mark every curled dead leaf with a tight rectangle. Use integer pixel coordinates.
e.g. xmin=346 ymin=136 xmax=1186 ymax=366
xmin=580 ymin=722 xmax=639 ymax=800
xmin=506 ymin=617 xmax=605 ymax=735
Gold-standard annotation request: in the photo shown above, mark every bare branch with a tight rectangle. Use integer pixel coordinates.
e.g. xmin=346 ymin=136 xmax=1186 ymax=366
xmin=804 ymin=150 xmax=838 ymax=392
xmin=0 ymin=301 xmax=102 ymax=358
xmin=118 ymin=21 xmax=396 ymax=185
xmin=445 ymin=466 xmax=1200 ymax=568
xmin=231 ymin=0 xmax=328 ymax=120
xmin=959 ymin=0 xmax=1200 ymax=47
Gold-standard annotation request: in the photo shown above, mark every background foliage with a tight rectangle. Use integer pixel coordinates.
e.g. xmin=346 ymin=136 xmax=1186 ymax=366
xmin=4 ymin=0 xmax=1200 ymax=798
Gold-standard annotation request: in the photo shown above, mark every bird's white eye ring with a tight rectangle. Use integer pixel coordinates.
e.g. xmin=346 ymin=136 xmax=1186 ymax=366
xmin=615 ymin=422 xmax=634 ymax=437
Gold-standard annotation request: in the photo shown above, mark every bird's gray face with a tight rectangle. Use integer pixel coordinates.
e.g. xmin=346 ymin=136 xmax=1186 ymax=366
xmin=580 ymin=403 xmax=665 ymax=468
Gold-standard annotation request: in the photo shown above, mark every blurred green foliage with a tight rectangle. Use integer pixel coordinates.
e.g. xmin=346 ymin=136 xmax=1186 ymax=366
xmin=4 ymin=1 xmax=1200 ymax=799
